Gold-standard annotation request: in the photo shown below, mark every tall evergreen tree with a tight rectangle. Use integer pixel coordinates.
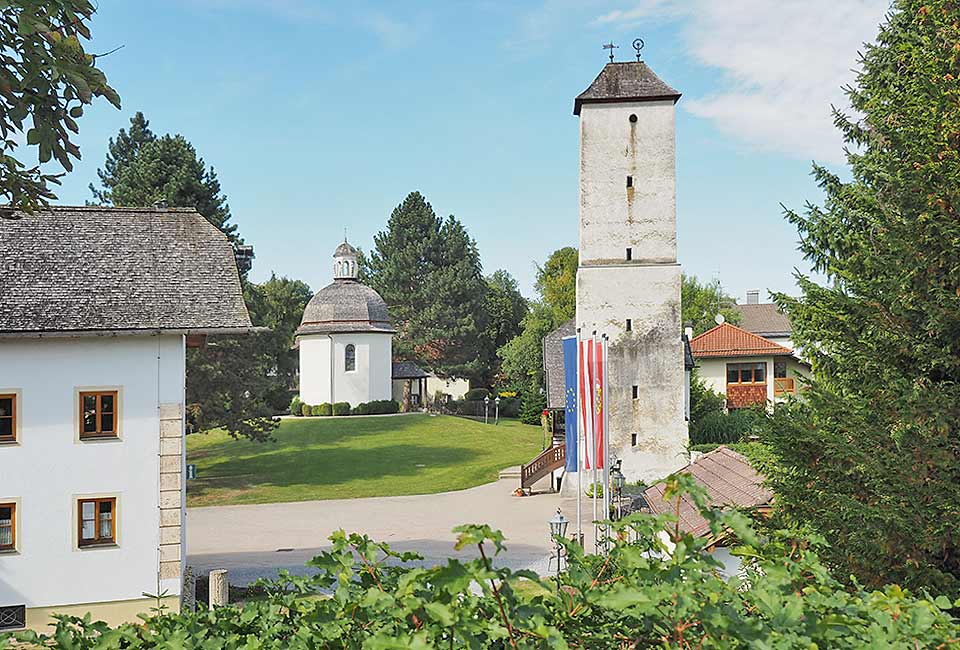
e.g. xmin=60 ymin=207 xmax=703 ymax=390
xmin=89 ymin=112 xmax=239 ymax=243
xmin=767 ymin=0 xmax=960 ymax=595
xmin=365 ymin=192 xmax=487 ymax=379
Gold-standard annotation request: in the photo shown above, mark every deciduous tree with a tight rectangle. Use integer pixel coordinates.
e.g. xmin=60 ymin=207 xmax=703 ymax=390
xmin=1 ymin=0 xmax=120 ymax=214
xmin=681 ymin=274 xmax=740 ymax=335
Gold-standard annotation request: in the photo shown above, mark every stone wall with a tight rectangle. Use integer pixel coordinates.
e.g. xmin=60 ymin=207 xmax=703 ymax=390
xmin=158 ymin=402 xmax=183 ymax=585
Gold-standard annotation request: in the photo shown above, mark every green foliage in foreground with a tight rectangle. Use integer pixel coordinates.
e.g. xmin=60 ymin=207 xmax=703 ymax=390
xmin=6 ymin=475 xmax=959 ymax=649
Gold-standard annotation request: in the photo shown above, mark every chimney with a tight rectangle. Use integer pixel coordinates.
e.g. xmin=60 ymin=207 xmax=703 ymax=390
xmin=746 ymin=290 xmax=760 ymax=305
xmin=683 ymin=321 xmax=693 ymax=340
xmin=234 ymin=245 xmax=255 ymax=274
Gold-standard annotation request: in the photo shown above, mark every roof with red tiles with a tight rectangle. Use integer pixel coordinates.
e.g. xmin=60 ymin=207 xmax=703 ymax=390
xmin=689 ymin=322 xmax=793 ymax=358
xmin=642 ymin=446 xmax=773 ymax=538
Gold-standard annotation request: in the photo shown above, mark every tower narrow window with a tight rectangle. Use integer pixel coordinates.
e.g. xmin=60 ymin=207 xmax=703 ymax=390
xmin=632 ymin=385 xmax=638 ymax=399
xmin=625 ymin=319 xmax=632 ymax=332
xmin=345 ymin=344 xmax=356 ymax=372
xmin=626 ymin=176 xmax=633 ymax=188
xmin=631 ymin=433 xmax=638 ymax=446
xmin=625 ymin=247 xmax=632 ymax=261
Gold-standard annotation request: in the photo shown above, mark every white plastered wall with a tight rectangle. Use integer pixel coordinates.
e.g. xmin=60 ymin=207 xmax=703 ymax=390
xmin=298 ymin=333 xmax=392 ymax=407
xmin=0 ymin=335 xmax=184 ymax=609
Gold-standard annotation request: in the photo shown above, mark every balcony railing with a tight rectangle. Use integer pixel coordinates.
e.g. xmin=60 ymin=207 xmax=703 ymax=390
xmin=773 ymin=377 xmax=796 ymax=396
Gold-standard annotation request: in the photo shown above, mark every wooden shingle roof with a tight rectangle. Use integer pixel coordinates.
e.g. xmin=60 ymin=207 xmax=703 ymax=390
xmin=574 ymin=61 xmax=681 ymax=115
xmin=642 ymin=446 xmax=772 ymax=538
xmin=0 ymin=206 xmax=253 ymax=336
xmin=689 ymin=323 xmax=793 ymax=358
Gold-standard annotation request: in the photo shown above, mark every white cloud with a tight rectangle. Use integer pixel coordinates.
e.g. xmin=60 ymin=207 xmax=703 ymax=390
xmin=358 ymin=11 xmax=421 ymax=49
xmin=596 ymin=0 xmax=890 ymax=163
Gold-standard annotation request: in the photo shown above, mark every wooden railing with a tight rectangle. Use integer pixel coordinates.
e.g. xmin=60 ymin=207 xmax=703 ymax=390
xmin=520 ymin=443 xmax=566 ymax=489
xmin=773 ymin=377 xmax=796 ymax=396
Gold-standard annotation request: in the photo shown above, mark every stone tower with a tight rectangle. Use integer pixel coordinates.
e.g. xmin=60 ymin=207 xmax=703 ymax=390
xmin=574 ymin=60 xmax=688 ymax=483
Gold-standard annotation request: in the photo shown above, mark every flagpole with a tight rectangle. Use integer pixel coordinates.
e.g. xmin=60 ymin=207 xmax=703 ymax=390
xmin=591 ymin=330 xmax=598 ymax=554
xmin=602 ymin=334 xmax=611 ymax=550
xmin=575 ymin=328 xmax=582 ymax=547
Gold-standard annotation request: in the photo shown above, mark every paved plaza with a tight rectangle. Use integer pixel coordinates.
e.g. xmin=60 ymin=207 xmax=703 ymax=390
xmin=187 ymin=477 xmax=594 ymax=585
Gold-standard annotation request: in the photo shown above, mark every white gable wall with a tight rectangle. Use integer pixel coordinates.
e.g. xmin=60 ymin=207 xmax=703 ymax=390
xmin=0 ymin=335 xmax=184 ymax=614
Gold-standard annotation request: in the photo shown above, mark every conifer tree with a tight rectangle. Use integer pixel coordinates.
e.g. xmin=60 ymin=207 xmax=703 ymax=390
xmin=365 ymin=192 xmax=487 ymax=379
xmin=768 ymin=0 xmax=960 ymax=595
xmin=89 ymin=112 xmax=239 ymax=243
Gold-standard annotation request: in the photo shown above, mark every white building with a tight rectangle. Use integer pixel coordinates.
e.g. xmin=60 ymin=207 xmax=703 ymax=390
xmin=296 ymin=241 xmax=394 ymax=407
xmin=0 ymin=206 xmax=253 ymax=631
xmin=573 ymin=58 xmax=689 ymax=483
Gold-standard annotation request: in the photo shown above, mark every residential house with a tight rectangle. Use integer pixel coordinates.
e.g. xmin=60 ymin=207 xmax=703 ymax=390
xmin=733 ymin=291 xmax=793 ymax=349
xmin=0 ymin=206 xmax=254 ymax=631
xmin=689 ymin=322 xmax=809 ymax=408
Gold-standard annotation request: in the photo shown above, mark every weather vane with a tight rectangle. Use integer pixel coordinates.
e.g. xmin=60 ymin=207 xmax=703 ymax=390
xmin=602 ymin=41 xmax=618 ymax=62
xmin=632 ymin=38 xmax=644 ymax=61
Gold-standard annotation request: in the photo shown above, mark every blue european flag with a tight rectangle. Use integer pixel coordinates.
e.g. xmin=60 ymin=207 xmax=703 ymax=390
xmin=562 ymin=336 xmax=578 ymax=472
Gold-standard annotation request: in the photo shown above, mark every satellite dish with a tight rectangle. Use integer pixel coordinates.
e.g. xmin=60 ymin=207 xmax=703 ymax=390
xmin=714 ymin=313 xmax=726 ymax=325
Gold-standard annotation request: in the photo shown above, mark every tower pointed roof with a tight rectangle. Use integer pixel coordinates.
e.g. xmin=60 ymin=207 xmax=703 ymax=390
xmin=574 ymin=61 xmax=681 ymax=115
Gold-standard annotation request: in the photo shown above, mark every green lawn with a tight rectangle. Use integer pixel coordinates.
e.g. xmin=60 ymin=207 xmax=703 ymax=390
xmin=185 ymin=414 xmax=543 ymax=507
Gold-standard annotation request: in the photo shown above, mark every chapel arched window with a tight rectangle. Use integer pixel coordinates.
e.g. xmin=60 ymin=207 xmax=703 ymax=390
xmin=345 ymin=344 xmax=356 ymax=372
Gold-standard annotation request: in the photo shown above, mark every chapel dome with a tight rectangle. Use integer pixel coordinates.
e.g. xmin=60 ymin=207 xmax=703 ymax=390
xmin=297 ymin=238 xmax=394 ymax=336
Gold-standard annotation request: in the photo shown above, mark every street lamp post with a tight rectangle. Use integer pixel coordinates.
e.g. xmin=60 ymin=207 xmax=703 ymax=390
xmin=610 ymin=461 xmax=626 ymax=520
xmin=548 ymin=508 xmax=569 ymax=578
xmin=494 ymin=396 xmax=501 ymax=425
xmin=484 ymin=395 xmax=490 ymax=424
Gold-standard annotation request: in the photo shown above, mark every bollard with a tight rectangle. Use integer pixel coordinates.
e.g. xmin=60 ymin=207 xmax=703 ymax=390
xmin=182 ymin=565 xmax=196 ymax=612
xmin=209 ymin=568 xmax=229 ymax=607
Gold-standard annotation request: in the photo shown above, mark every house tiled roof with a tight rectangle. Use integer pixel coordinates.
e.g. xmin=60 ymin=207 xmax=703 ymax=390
xmin=642 ymin=446 xmax=772 ymax=538
xmin=689 ymin=323 xmax=793 ymax=358
xmin=392 ymin=361 xmax=428 ymax=379
xmin=574 ymin=61 xmax=681 ymax=115
xmin=0 ymin=206 xmax=252 ymax=336
xmin=543 ymin=318 xmax=576 ymax=410
xmin=734 ymin=303 xmax=792 ymax=338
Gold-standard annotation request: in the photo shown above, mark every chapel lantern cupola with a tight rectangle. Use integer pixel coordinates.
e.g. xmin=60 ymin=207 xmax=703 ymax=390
xmin=333 ymin=239 xmax=358 ymax=280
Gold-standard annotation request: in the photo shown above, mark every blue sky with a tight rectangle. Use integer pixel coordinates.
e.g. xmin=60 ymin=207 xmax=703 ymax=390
xmin=51 ymin=0 xmax=889 ymax=301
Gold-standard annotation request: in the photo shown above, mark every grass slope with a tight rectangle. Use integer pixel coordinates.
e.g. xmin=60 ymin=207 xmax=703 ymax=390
xmin=186 ymin=414 xmax=543 ymax=507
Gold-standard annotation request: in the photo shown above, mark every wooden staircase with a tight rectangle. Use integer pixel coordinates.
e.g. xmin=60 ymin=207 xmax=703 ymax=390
xmin=520 ymin=443 xmax=566 ymax=491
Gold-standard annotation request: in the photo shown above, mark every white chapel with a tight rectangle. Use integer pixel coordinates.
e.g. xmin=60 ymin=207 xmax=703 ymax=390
xmin=296 ymin=240 xmax=395 ymax=406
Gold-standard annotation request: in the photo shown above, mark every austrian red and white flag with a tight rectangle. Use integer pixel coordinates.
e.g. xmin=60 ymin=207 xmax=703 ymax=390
xmin=593 ymin=339 xmax=605 ymax=470
xmin=578 ymin=337 xmax=594 ymax=470
xmin=578 ymin=335 xmax=607 ymax=472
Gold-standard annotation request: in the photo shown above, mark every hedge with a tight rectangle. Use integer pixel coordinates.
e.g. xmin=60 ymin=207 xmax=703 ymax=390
xmin=332 ymin=401 xmax=351 ymax=416
xmin=353 ymin=400 xmax=400 ymax=415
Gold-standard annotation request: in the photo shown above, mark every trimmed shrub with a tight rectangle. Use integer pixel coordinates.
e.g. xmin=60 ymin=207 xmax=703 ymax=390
xmin=318 ymin=403 xmax=332 ymax=416
xmin=289 ymin=396 xmax=303 ymax=416
xmin=301 ymin=403 xmax=312 ymax=417
xmin=311 ymin=404 xmax=324 ymax=417
xmin=464 ymin=388 xmax=490 ymax=401
xmin=332 ymin=401 xmax=351 ymax=416
xmin=353 ymin=400 xmax=400 ymax=415
xmin=497 ymin=397 xmax=521 ymax=419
